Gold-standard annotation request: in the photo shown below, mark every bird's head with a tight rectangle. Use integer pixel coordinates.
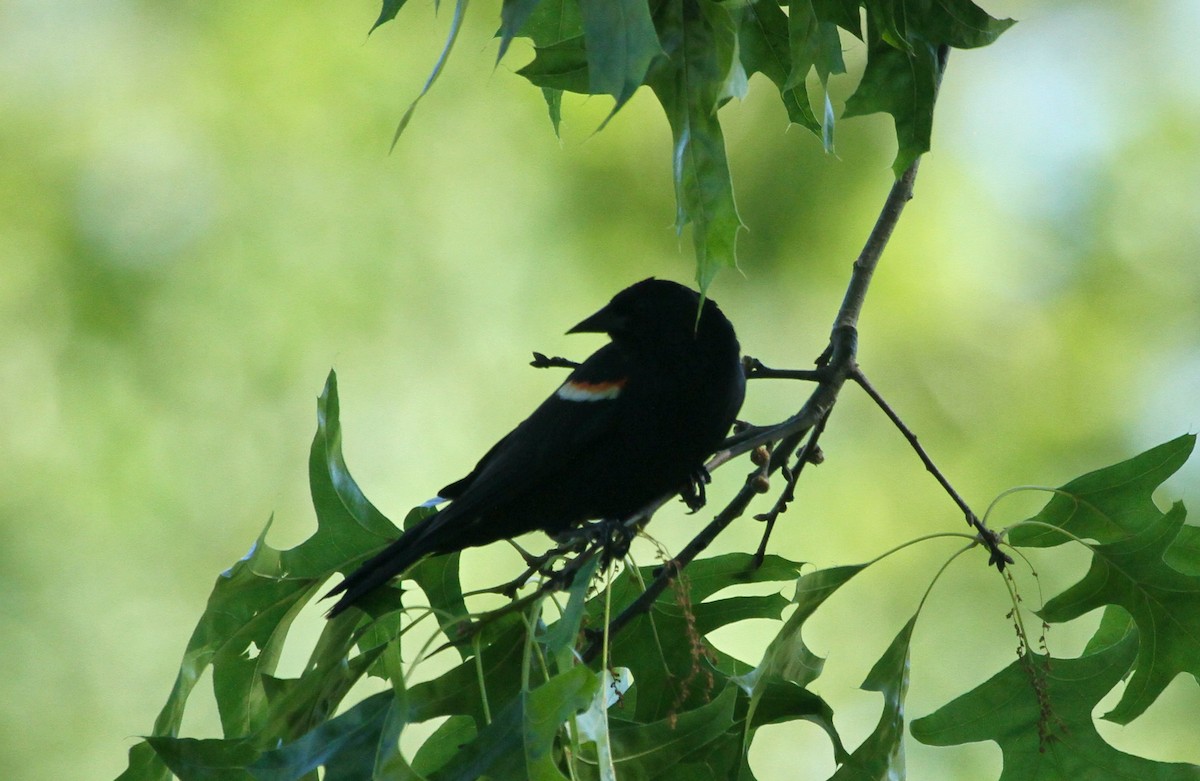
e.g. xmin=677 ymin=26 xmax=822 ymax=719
xmin=568 ymin=278 xmax=738 ymax=356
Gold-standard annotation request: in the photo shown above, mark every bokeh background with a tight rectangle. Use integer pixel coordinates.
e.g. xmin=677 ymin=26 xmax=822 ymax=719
xmin=2 ymin=0 xmax=1198 ymax=778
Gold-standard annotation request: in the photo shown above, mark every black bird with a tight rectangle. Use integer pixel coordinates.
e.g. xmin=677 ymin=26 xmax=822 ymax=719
xmin=325 ymin=279 xmax=745 ymax=617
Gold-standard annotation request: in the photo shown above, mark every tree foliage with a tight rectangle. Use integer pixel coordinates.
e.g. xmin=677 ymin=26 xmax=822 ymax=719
xmin=383 ymin=0 xmax=1012 ymax=290
xmin=112 ymin=2 xmax=1200 ymax=779
xmin=116 ymin=373 xmax=1199 ymax=780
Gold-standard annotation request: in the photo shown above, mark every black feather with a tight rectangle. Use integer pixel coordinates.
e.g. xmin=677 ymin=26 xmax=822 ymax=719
xmin=324 ymin=279 xmax=744 ymax=617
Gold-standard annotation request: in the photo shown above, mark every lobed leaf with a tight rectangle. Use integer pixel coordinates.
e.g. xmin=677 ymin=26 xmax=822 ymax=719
xmin=911 ymin=628 xmax=1200 ymax=780
xmin=1009 ymin=435 xmax=1200 ymax=723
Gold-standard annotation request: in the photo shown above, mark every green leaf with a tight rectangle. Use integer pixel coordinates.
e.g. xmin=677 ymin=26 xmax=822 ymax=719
xmin=828 ymin=616 xmax=915 ymax=781
xmin=746 ymin=678 xmax=847 ymax=765
xmin=842 ymin=17 xmax=939 ymax=176
xmin=577 ymin=0 xmax=664 ymax=107
xmin=674 ymin=552 xmax=804 ymax=602
xmin=840 ymin=0 xmax=1013 ymax=175
xmin=497 ymin=0 xmax=544 ymax=61
xmin=520 ymin=0 xmax=584 ymax=44
xmin=1008 ymin=434 xmax=1196 ymax=548
xmin=1166 ymin=522 xmax=1200 ymax=575
xmin=406 ymin=615 xmax=529 ymax=724
xmin=732 ymin=565 xmax=863 ymax=771
xmin=122 ymin=372 xmax=392 ymax=779
xmin=145 ymin=737 xmax=260 ymax=781
xmin=371 ymin=0 xmax=409 ymax=33
xmin=429 ymin=666 xmax=599 ymax=781
xmin=648 ymin=0 xmax=744 ymax=293
xmin=911 ymin=629 xmax=1200 ymax=780
xmin=812 ymin=0 xmax=861 ymax=39
xmin=411 ymin=715 xmax=477 ymax=777
xmin=1037 ymin=501 xmax=1200 ymax=724
xmin=541 ymin=554 xmax=602 ymax=657
xmin=406 ymin=515 xmax=471 ymax=657
xmin=756 ymin=565 xmax=865 ymax=687
xmin=518 ymin=36 xmax=591 ymax=93
xmin=391 ymin=0 xmax=470 ymax=148
xmin=249 ymin=691 xmax=406 ymax=781
xmin=864 ymin=0 xmax=1014 ymax=50
xmin=787 ymin=0 xmax=846 ymax=86
xmin=591 ymin=554 xmax=803 ymax=724
xmin=542 ymin=87 xmax=564 ymax=135
xmin=1008 ymin=435 xmax=1199 ymax=723
xmin=581 ymin=685 xmax=738 ymax=778
xmin=738 ymin=0 xmax=820 ymax=133
xmin=287 ymin=370 xmax=399 ymax=578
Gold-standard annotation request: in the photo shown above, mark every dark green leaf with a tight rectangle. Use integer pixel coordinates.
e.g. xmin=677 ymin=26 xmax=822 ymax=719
xmin=747 ymin=678 xmax=847 ymax=764
xmin=411 ymin=716 xmax=477 ymax=777
xmin=648 ymin=0 xmax=743 ymax=293
xmin=578 ymin=0 xmax=664 ymax=106
xmin=1037 ymin=501 xmax=1200 ymax=724
xmin=371 ymin=0 xmax=409 ymax=33
xmin=787 ymin=0 xmax=846 ymax=85
xmin=518 ymin=36 xmax=591 ymax=94
xmin=497 ymin=0 xmax=544 ymax=61
xmin=582 ymin=685 xmax=738 ymax=779
xmin=842 ymin=18 xmax=939 ymax=176
xmin=738 ymin=0 xmax=820 ymax=133
xmin=430 ymin=666 xmax=598 ymax=781
xmin=911 ymin=629 xmax=1200 ymax=780
xmin=863 ymin=0 xmax=1013 ymax=50
xmin=754 ymin=565 xmax=865 ymax=687
xmin=407 ymin=525 xmax=471 ymax=658
xmin=1007 ymin=435 xmax=1199 ymax=722
xmin=1008 ymin=434 xmax=1195 ymax=548
xmin=1166 ymin=522 xmax=1200 ymax=575
xmin=146 ymin=737 xmax=260 ymax=781
xmin=726 ymin=566 xmax=863 ymax=776
xmin=521 ymin=0 xmax=584 ymax=44
xmin=407 ymin=616 xmax=528 ymax=724
xmin=812 ymin=0 xmax=861 ymax=39
xmin=249 ymin=691 xmax=405 ymax=781
xmin=674 ymin=552 xmax=804 ymax=602
xmin=542 ymin=87 xmax=564 ymax=135
xmin=541 ymin=554 xmax=601 ymax=656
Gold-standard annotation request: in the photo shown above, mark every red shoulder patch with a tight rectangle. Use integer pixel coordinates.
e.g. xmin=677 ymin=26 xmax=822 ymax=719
xmin=556 ymin=378 xmax=627 ymax=402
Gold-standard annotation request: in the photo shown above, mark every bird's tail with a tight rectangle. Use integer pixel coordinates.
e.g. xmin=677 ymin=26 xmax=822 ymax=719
xmin=323 ymin=513 xmax=443 ymax=617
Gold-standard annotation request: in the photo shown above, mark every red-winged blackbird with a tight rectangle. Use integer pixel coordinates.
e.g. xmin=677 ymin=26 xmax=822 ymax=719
xmin=325 ymin=279 xmax=745 ymax=617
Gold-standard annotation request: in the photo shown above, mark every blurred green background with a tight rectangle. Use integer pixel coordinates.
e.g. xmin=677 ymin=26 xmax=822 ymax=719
xmin=2 ymin=0 xmax=1198 ymax=778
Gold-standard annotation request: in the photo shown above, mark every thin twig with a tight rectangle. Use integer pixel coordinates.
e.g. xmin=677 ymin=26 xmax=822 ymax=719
xmin=752 ymin=408 xmax=832 ymax=566
xmin=851 ymin=368 xmax=1013 ymax=570
xmin=530 ymin=352 xmax=581 ymax=370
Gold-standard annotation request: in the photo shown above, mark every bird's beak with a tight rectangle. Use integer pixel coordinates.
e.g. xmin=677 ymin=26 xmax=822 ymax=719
xmin=567 ymin=304 xmax=625 ymax=335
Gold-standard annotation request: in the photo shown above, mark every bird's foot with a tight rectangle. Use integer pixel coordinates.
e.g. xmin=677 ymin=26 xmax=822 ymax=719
xmin=679 ymin=466 xmax=712 ymax=513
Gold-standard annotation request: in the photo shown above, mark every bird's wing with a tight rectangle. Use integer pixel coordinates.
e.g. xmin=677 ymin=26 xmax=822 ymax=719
xmin=324 ymin=344 xmax=635 ymax=617
xmin=436 ymin=343 xmax=634 ymax=514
